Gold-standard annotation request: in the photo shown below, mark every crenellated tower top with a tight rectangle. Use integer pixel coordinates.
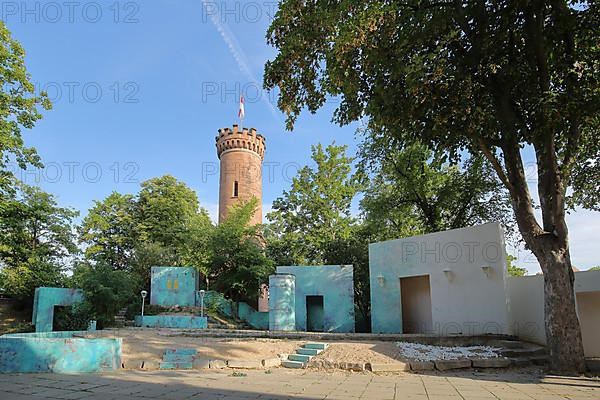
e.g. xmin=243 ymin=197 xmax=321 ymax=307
xmin=215 ymin=124 xmax=266 ymax=160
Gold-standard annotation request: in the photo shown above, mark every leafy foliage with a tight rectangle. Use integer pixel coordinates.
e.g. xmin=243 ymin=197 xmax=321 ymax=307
xmin=358 ymin=132 xmax=514 ymax=238
xmin=0 ymin=21 xmax=51 ymax=193
xmin=72 ymin=261 xmax=137 ymax=329
xmin=0 ymin=183 xmax=78 ymax=303
xmin=209 ymin=198 xmax=274 ymax=302
xmin=267 ymin=144 xmax=360 ymax=264
xmin=507 ymin=255 xmax=528 ymax=277
xmin=78 ymin=192 xmax=137 ymax=270
xmin=265 ymin=0 xmax=598 ymax=371
xmin=78 ymin=175 xmax=213 ymax=292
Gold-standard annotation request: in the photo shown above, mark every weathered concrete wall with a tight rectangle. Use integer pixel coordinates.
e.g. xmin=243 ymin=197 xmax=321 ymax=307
xmin=275 ymin=265 xmax=355 ymax=333
xmin=238 ymin=302 xmax=269 ymax=330
xmin=134 ymin=315 xmax=207 ymax=329
xmin=150 ymin=266 xmax=197 ymax=307
xmin=32 ymin=287 xmax=84 ymax=332
xmin=269 ymin=274 xmax=296 ymax=331
xmin=0 ymin=331 xmax=121 ymax=373
xmin=370 ymin=223 xmax=510 ymax=335
xmin=508 ymin=270 xmax=600 ymax=357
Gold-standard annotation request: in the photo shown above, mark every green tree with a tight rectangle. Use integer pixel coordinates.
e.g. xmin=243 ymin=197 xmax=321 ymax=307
xmin=209 ymin=198 xmax=273 ymax=302
xmin=72 ymin=261 xmax=137 ymax=329
xmin=359 ymin=135 xmax=514 ymax=237
xmin=0 ymin=21 xmax=51 ymax=193
xmin=78 ymin=192 xmax=137 ymax=270
xmin=136 ymin=175 xmax=211 ymax=252
xmin=507 ymin=255 xmax=528 ymax=277
xmin=0 ymin=183 xmax=78 ymax=303
xmin=267 ymin=144 xmax=360 ymax=264
xmin=78 ymin=176 xmax=213 ymax=290
xmin=265 ymin=1 xmax=598 ymax=372
xmin=322 ymin=225 xmax=373 ymax=330
xmin=589 ymin=266 xmax=600 ymax=271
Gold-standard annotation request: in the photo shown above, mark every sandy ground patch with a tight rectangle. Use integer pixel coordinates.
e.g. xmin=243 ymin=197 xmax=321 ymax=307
xmin=317 ymin=341 xmax=405 ymax=364
xmin=117 ymin=329 xmax=302 ymax=366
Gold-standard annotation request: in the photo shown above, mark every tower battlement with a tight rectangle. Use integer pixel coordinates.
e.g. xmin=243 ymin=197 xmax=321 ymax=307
xmin=215 ymin=124 xmax=266 ymax=160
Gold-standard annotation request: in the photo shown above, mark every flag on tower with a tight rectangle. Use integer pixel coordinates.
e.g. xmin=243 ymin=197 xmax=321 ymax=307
xmin=238 ymin=95 xmax=245 ymax=122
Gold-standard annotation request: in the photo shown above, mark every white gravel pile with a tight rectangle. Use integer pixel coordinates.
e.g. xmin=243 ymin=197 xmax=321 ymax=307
xmin=396 ymin=342 xmax=501 ymax=362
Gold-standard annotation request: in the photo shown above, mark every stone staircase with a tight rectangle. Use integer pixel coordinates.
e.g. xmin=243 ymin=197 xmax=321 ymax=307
xmin=159 ymin=348 xmax=198 ymax=370
xmin=282 ymin=343 xmax=328 ymax=369
xmin=494 ymin=340 xmax=549 ymax=366
xmin=207 ymin=315 xmax=249 ymax=330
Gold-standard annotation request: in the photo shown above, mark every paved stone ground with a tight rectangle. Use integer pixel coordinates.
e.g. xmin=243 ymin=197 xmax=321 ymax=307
xmin=0 ymin=368 xmax=599 ymax=399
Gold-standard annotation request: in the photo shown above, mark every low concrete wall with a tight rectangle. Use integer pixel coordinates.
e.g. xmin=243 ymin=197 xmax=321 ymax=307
xmin=508 ymin=270 xmax=600 ymax=358
xmin=238 ymin=302 xmax=268 ymax=330
xmin=202 ymin=291 xmax=267 ymax=330
xmin=370 ymin=223 xmax=509 ymax=335
xmin=135 ymin=315 xmax=208 ymax=329
xmin=32 ymin=287 xmax=84 ymax=332
xmin=0 ymin=331 xmax=121 ymax=373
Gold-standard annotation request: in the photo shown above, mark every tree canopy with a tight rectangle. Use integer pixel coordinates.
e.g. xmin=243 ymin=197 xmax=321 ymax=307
xmin=265 ymin=0 xmax=599 ymax=371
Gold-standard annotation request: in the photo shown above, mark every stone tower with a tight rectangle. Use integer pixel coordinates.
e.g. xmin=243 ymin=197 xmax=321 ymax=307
xmin=215 ymin=124 xmax=265 ymax=225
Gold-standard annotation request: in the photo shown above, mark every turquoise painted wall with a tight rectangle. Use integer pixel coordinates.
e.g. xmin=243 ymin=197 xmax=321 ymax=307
xmin=150 ymin=266 xmax=198 ymax=307
xmin=202 ymin=291 xmax=268 ymax=330
xmin=32 ymin=287 xmax=84 ymax=332
xmin=369 ymin=222 xmax=510 ymax=335
xmin=134 ymin=315 xmax=207 ymax=329
xmin=0 ymin=331 xmax=121 ymax=373
xmin=238 ymin=302 xmax=269 ymax=330
xmin=275 ymin=265 xmax=355 ymax=333
xmin=268 ymin=274 xmax=296 ymax=331
xmin=200 ymin=290 xmax=234 ymax=317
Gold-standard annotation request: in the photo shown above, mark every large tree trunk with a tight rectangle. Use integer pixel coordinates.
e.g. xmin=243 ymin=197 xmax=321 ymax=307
xmin=534 ymin=241 xmax=586 ymax=373
xmin=497 ymin=140 xmax=586 ymax=373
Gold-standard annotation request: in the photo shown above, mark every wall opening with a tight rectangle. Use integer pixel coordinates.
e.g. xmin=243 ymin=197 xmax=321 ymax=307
xmin=577 ymin=291 xmax=600 ymax=358
xmin=233 ymin=181 xmax=239 ymax=197
xmin=400 ymin=275 xmax=432 ymax=334
xmin=52 ymin=306 xmax=74 ymax=331
xmin=306 ymin=295 xmax=324 ymax=332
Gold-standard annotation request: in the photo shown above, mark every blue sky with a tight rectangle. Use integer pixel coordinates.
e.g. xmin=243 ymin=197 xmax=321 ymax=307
xmin=2 ymin=1 xmax=597 ymax=272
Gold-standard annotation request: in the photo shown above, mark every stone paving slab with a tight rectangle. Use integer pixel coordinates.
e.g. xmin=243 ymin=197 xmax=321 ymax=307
xmin=0 ymin=368 xmax=599 ymax=399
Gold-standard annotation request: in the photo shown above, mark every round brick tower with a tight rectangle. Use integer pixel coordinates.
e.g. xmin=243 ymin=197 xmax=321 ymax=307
xmin=215 ymin=124 xmax=265 ymax=225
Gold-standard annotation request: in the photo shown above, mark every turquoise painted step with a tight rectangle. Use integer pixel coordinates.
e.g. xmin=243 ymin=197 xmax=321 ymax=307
xmin=297 ymin=348 xmax=321 ymax=356
xmin=282 ymin=360 xmax=305 ymax=369
xmin=289 ymin=354 xmax=312 ymax=363
xmin=163 ymin=353 xmax=194 ymax=362
xmin=304 ymin=343 xmax=328 ymax=350
xmin=164 ymin=348 xmax=197 ymax=356
xmin=159 ymin=361 xmax=193 ymax=370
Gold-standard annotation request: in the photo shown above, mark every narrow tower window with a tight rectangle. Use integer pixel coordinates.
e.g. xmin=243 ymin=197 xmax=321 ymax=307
xmin=233 ymin=181 xmax=239 ymax=197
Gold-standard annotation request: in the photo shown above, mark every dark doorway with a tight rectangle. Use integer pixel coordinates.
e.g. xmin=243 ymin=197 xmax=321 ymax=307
xmin=306 ymin=295 xmax=324 ymax=332
xmin=400 ymin=275 xmax=433 ymax=334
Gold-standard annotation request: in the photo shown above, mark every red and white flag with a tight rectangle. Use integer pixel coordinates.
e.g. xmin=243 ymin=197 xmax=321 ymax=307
xmin=238 ymin=95 xmax=245 ymax=121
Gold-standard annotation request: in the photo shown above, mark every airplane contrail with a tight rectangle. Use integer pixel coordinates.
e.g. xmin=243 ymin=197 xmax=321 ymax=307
xmin=201 ymin=0 xmax=281 ymax=121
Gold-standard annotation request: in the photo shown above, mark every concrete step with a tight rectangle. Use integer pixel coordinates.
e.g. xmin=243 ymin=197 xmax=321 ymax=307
xmin=282 ymin=360 xmax=305 ymax=369
xmin=297 ymin=348 xmax=321 ymax=356
xmin=502 ymin=347 xmax=546 ymax=358
xmin=163 ymin=354 xmax=195 ymax=363
xmin=159 ymin=361 xmax=193 ymax=370
xmin=492 ymin=340 xmax=524 ymax=349
xmin=586 ymin=359 xmax=600 ymax=374
xmin=530 ymin=355 xmax=549 ymax=365
xmin=304 ymin=343 xmax=328 ymax=350
xmin=288 ymin=354 xmax=312 ymax=363
xmin=510 ymin=357 xmax=532 ymax=367
xmin=164 ymin=348 xmax=197 ymax=356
